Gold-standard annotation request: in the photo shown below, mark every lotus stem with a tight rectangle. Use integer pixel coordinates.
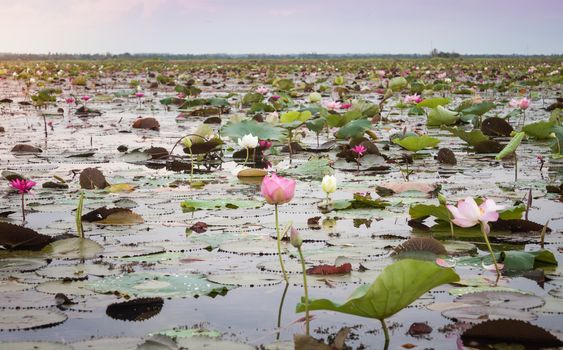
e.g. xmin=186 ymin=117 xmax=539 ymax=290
xmin=380 ymin=319 xmax=390 ymax=350
xmin=276 ymin=283 xmax=289 ymax=340
xmin=20 ymin=193 xmax=26 ymax=223
xmin=540 ymin=220 xmax=549 ymax=249
xmin=297 ymin=246 xmax=310 ymax=336
xmin=480 ymin=222 xmax=501 ymax=285
xmin=76 ymin=192 xmax=84 ymax=239
xmin=188 ymin=146 xmax=194 ymax=183
xmin=244 ymin=147 xmax=249 ymax=165
xmin=275 ymin=204 xmax=288 ymax=283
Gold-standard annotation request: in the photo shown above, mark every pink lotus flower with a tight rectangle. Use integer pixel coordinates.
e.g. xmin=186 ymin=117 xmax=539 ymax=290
xmin=256 ymin=86 xmax=269 ymax=95
xmin=270 ymin=95 xmax=281 ymax=101
xmin=340 ymin=103 xmax=352 ymax=109
xmin=404 ymin=94 xmax=423 ymax=104
xmin=261 ymin=173 xmax=295 ymax=205
xmin=351 ymin=144 xmax=366 ymax=157
xmin=135 ymin=92 xmax=144 ymax=98
xmin=509 ymin=98 xmax=530 ymax=110
xmin=66 ymin=97 xmax=75 ymax=104
xmin=177 ymin=92 xmax=186 ymax=99
xmin=447 ymin=197 xmax=504 ymax=233
xmin=9 ymin=179 xmax=36 ymax=194
xmin=258 ymin=140 xmax=272 ymax=149
xmin=325 ymin=101 xmax=342 ymax=111
xmin=81 ymin=95 xmax=90 ymax=102
xmin=518 ymin=98 xmax=530 ymax=110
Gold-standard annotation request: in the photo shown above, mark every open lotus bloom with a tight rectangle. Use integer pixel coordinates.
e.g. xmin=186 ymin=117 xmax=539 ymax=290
xmin=9 ymin=179 xmax=36 ymax=194
xmin=447 ymin=197 xmax=504 ymax=233
xmin=238 ymin=133 xmax=259 ymax=149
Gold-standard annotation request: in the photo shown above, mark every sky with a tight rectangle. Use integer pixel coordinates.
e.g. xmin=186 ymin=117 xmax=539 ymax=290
xmin=0 ymin=0 xmax=562 ymax=55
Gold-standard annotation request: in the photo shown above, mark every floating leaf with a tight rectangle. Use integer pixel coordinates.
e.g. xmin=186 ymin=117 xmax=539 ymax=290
xmin=461 ymin=320 xmax=562 ymax=347
xmin=180 ymin=199 xmax=263 ymax=212
xmin=306 ymin=263 xmax=352 ymax=275
xmin=42 ymin=238 xmax=103 ymax=260
xmin=0 ymin=309 xmax=67 ymax=331
xmin=106 ymin=297 xmax=164 ymax=322
xmin=87 ymin=272 xmax=230 ymax=298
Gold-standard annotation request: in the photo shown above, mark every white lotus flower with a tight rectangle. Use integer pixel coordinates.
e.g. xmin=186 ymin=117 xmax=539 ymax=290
xmin=238 ymin=133 xmax=258 ymax=149
xmin=321 ymin=175 xmax=337 ymax=194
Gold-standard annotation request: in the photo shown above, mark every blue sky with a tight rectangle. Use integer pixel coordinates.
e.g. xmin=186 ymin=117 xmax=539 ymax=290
xmin=0 ymin=0 xmax=562 ymax=54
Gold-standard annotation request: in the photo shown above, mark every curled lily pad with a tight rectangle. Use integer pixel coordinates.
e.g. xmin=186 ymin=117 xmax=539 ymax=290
xmin=0 ymin=222 xmax=53 ymax=250
xmin=0 ymin=309 xmax=67 ymax=331
xmin=87 ymin=272 xmax=231 ymax=298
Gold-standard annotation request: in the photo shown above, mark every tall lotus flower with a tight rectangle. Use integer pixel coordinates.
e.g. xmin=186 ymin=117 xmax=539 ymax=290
xmin=261 ymin=174 xmax=296 ymax=283
xmin=261 ymin=173 xmax=295 ymax=205
xmin=9 ymin=179 xmax=36 ymax=222
xmin=447 ymin=197 xmax=504 ymax=284
xmin=238 ymin=133 xmax=259 ymax=164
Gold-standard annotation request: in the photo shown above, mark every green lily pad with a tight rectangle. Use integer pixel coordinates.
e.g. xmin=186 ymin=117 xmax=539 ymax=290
xmin=206 ymin=272 xmax=283 ymax=287
xmin=87 ymin=272 xmax=231 ymax=298
xmin=427 ymin=106 xmax=459 ymax=126
xmin=392 ymin=135 xmax=440 ymax=152
xmin=0 ymin=309 xmax=67 ymax=331
xmin=0 ymin=342 xmax=73 ymax=350
xmin=71 ymin=337 xmax=142 ymax=350
xmin=522 ymin=120 xmax=556 ymax=139
xmin=180 ymin=199 xmax=263 ymax=212
xmin=42 ymin=238 xmax=103 ymax=260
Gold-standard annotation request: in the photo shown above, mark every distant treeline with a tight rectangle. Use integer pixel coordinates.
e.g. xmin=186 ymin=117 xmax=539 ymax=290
xmin=0 ymin=52 xmax=561 ymax=61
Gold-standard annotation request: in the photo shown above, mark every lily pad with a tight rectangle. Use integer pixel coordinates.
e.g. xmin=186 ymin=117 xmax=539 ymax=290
xmin=0 ymin=309 xmax=67 ymax=331
xmin=42 ymin=238 xmax=103 ymax=260
xmin=87 ymin=272 xmax=231 ymax=298
xmin=206 ymin=272 xmax=283 ymax=287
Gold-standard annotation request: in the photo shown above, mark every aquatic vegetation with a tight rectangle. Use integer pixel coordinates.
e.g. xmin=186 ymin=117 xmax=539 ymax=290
xmin=0 ymin=57 xmax=561 ymax=349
